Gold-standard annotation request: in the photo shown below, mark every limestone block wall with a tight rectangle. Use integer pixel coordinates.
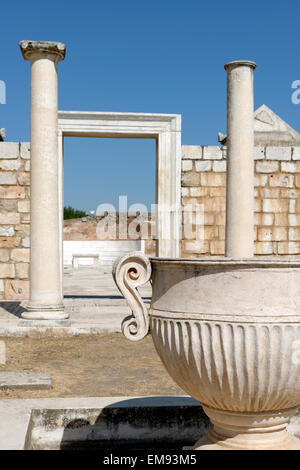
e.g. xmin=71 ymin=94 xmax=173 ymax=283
xmin=181 ymin=144 xmax=300 ymax=257
xmin=1 ymin=140 xmax=300 ymax=300
xmin=0 ymin=142 xmax=30 ymax=299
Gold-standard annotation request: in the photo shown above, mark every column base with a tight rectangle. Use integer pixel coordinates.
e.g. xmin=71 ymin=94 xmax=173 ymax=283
xmin=193 ymin=406 xmax=300 ymax=450
xmin=19 ymin=306 xmax=70 ymax=327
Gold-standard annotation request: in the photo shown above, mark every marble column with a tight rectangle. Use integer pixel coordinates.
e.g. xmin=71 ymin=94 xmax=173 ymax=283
xmin=224 ymin=60 xmax=256 ymax=258
xmin=19 ymin=40 xmax=69 ymax=326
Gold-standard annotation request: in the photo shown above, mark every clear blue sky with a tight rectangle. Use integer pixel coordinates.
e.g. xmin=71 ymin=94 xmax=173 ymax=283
xmin=1 ymin=0 xmax=299 ymax=211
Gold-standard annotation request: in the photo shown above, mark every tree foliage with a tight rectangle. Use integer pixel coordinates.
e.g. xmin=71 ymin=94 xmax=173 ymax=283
xmin=64 ymin=206 xmax=86 ymax=220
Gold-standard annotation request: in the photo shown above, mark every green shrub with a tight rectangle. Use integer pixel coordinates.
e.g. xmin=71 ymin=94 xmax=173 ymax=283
xmin=64 ymin=206 xmax=86 ymax=220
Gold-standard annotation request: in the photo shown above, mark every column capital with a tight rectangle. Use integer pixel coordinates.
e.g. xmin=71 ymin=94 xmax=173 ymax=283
xmin=224 ymin=60 xmax=256 ymax=71
xmin=19 ymin=40 xmax=66 ymax=62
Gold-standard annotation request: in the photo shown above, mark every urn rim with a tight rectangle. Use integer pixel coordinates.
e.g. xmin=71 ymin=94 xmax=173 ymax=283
xmin=150 ymin=257 xmax=300 ymax=268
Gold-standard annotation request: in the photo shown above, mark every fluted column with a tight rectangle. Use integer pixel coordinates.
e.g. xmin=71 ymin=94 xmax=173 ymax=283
xmin=224 ymin=60 xmax=256 ymax=258
xmin=19 ymin=40 xmax=69 ymax=326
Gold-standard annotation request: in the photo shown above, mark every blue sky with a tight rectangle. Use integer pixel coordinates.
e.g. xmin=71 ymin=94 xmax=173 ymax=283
xmin=0 ymin=0 xmax=299 ymax=211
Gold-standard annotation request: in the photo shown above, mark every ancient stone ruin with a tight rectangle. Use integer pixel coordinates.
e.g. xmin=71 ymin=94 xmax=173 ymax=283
xmin=1 ymin=41 xmax=300 ymax=451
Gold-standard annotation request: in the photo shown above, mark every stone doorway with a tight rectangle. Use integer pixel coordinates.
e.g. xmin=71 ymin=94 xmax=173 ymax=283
xmin=58 ymin=111 xmax=182 ymax=272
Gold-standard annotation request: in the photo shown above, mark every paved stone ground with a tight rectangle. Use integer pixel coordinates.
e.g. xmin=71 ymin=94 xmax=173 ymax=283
xmin=0 ymin=266 xmax=152 ymax=335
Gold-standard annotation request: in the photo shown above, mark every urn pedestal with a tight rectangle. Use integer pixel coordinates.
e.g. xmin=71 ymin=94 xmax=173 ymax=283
xmin=113 ymin=253 xmax=300 ymax=450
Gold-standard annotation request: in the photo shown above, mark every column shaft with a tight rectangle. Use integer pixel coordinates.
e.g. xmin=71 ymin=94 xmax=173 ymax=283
xmin=19 ymin=40 xmax=68 ymax=325
xmin=224 ymin=61 xmax=256 ymax=258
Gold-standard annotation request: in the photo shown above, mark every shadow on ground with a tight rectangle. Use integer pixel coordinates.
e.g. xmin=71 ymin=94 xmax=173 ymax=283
xmin=0 ymin=302 xmax=25 ymax=318
xmin=25 ymin=396 xmax=210 ymax=450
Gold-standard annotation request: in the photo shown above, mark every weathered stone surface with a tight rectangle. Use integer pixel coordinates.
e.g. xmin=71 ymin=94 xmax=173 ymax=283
xmin=292 ymin=147 xmax=300 ymax=161
xmin=261 ymin=213 xmax=274 ymax=226
xmin=200 ymin=173 xmax=226 ymax=187
xmin=259 ymin=187 xmax=280 ymax=198
xmin=258 ymin=227 xmax=287 ymax=242
xmin=0 ymin=249 xmax=9 ymax=262
xmin=210 ymin=240 xmax=224 ymax=255
xmin=21 ymin=237 xmax=30 ymax=248
xmin=15 ymin=263 xmax=29 ymax=279
xmin=278 ymin=242 xmax=300 ymax=255
xmin=269 ymin=174 xmax=294 ymax=188
xmin=182 ymin=145 xmax=202 ymax=159
xmin=0 ymin=160 xmax=22 ymax=171
xmin=266 ymin=146 xmax=291 ymax=161
xmin=0 ymin=372 xmax=51 ymax=390
xmin=20 ymin=142 xmax=30 ymax=160
xmin=280 ymin=188 xmax=300 ymax=198
xmin=203 ymin=197 xmax=226 ymax=212
xmin=182 ymin=160 xmax=193 ymax=171
xmin=215 ymin=212 xmax=225 ymax=225
xmin=256 ymin=161 xmax=279 ymax=173
xmin=209 ymin=187 xmax=226 ymax=197
xmin=0 ymin=172 xmax=17 ymax=185
xmin=4 ymin=280 xmax=29 ymax=300
xmin=203 ymin=146 xmax=222 ymax=160
xmin=190 ymin=187 xmax=209 ymax=197
xmin=181 ymin=171 xmax=201 ymax=187
xmin=258 ymin=228 xmax=272 ymax=242
xmin=0 ymin=263 xmax=15 ymax=278
xmin=253 ymin=146 xmax=265 ymax=160
xmin=21 ymin=213 xmax=30 ymax=223
xmin=0 ymin=200 xmax=18 ymax=211
xmin=0 ymin=226 xmax=14 ymax=237
xmin=17 ymin=172 xmax=30 ymax=186
xmin=183 ymin=240 xmax=209 ymax=254
xmin=295 ymin=175 xmax=300 ymax=188
xmin=212 ymin=160 xmax=226 ymax=172
xmin=0 ymin=186 xmax=25 ymax=199
xmin=20 ymin=40 xmax=66 ymax=62
xmin=15 ymin=224 xmax=30 ymax=235
xmin=0 ymin=237 xmax=21 ymax=248
xmin=0 ymin=142 xmax=19 ymax=159
xmin=17 ymin=200 xmax=30 ymax=213
xmin=182 ymin=197 xmax=203 ymax=209
xmin=289 ymin=228 xmax=300 ymax=241
xmin=282 ymin=162 xmax=296 ymax=173
xmin=254 ymin=242 xmax=273 ymax=255
xmin=11 ymin=248 xmax=29 ymax=262
xmin=263 ymin=199 xmax=289 ymax=213
xmin=289 ymin=215 xmax=300 ymax=226
xmin=201 ymin=226 xmax=216 ymax=240
xmin=195 ymin=161 xmax=212 ymax=172
xmin=254 ymin=175 xmax=268 ymax=187
xmin=290 ymin=200 xmax=296 ymax=213
xmin=275 ymin=214 xmax=289 ymax=226
xmin=0 ymin=212 xmax=20 ymax=224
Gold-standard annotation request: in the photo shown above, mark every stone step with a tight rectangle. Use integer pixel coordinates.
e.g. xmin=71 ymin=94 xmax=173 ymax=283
xmin=0 ymin=372 xmax=51 ymax=390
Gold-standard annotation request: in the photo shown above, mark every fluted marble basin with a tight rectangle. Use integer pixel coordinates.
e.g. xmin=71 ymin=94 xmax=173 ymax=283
xmin=113 ymin=253 xmax=300 ymax=450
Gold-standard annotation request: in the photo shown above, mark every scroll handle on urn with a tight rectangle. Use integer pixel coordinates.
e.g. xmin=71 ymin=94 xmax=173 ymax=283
xmin=112 ymin=252 xmax=151 ymax=341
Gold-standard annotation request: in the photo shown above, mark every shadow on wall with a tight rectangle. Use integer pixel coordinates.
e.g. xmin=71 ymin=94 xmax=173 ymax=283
xmin=24 ymin=396 xmax=210 ymax=450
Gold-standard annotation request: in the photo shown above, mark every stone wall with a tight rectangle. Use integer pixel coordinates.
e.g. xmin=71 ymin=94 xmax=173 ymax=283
xmin=181 ymin=144 xmax=300 ymax=257
xmin=0 ymin=142 xmax=30 ymax=300
xmin=2 ymin=140 xmax=300 ymax=299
